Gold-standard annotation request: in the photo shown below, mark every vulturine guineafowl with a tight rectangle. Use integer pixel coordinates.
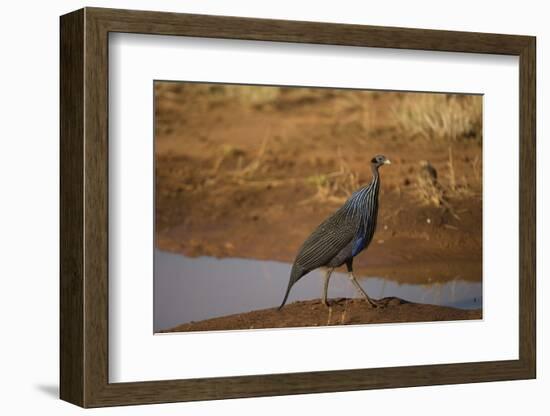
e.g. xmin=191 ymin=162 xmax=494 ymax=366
xmin=278 ymin=154 xmax=391 ymax=309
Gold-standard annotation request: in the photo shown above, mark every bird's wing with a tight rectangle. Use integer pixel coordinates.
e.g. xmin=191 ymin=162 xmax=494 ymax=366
xmin=294 ymin=212 xmax=356 ymax=271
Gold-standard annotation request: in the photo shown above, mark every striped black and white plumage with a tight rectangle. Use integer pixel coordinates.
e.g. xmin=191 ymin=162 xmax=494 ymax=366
xmin=278 ymin=154 xmax=391 ymax=309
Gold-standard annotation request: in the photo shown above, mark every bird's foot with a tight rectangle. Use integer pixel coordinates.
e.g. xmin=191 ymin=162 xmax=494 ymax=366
xmin=364 ymin=297 xmax=386 ymax=309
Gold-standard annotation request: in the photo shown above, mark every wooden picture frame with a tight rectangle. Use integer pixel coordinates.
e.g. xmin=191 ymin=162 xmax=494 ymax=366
xmin=60 ymin=7 xmax=536 ymax=408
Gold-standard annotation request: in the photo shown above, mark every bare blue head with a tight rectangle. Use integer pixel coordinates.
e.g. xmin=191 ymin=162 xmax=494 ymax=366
xmin=370 ymin=154 xmax=391 ymax=169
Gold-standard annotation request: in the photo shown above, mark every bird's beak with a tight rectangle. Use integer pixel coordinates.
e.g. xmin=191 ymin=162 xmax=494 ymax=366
xmin=384 ymin=159 xmax=392 ymax=165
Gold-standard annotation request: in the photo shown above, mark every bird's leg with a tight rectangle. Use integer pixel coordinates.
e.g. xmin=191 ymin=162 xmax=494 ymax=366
xmin=349 ymin=274 xmax=378 ymax=308
xmin=346 ymin=260 xmax=378 ymax=308
xmin=322 ymin=268 xmax=334 ymax=307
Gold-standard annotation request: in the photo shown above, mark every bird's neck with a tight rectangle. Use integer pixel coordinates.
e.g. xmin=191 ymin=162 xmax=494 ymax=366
xmin=370 ymin=164 xmax=380 ymax=188
xmin=343 ymin=165 xmax=380 ymax=216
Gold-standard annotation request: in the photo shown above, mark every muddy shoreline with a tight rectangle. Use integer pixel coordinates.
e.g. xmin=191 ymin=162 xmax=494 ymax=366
xmin=161 ymin=297 xmax=482 ymax=333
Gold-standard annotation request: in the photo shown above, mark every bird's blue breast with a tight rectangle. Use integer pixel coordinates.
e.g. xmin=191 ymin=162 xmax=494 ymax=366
xmin=351 ymin=235 xmax=367 ymax=257
xmin=343 ymin=177 xmax=380 ymax=258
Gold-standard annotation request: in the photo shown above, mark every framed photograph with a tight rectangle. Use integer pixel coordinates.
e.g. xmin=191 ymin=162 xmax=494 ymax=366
xmin=60 ymin=7 xmax=536 ymax=408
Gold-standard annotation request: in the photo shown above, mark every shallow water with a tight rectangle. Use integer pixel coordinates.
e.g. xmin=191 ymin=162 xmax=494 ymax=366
xmin=154 ymin=250 xmax=482 ymax=332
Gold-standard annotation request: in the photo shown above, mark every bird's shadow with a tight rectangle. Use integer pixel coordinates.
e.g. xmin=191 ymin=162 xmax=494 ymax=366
xmin=35 ymin=384 xmax=59 ymax=399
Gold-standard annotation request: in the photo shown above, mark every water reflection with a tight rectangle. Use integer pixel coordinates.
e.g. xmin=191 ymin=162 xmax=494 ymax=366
xmin=154 ymin=250 xmax=482 ymax=332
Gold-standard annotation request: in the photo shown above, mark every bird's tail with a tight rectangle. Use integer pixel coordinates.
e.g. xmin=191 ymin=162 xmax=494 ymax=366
xmin=278 ymin=264 xmax=303 ymax=310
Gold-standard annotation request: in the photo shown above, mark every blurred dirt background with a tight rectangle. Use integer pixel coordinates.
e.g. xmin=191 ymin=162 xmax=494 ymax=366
xmin=155 ymin=82 xmax=482 ymax=285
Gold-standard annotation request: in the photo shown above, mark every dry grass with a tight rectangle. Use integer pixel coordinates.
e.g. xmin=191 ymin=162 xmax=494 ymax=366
xmin=411 ymin=147 xmax=481 ymax=220
xmin=158 ymin=82 xmax=282 ymax=109
xmin=392 ymin=94 xmax=482 ymax=142
xmin=341 ymin=90 xmax=379 ymax=134
xmin=301 ymin=149 xmax=360 ymax=205
xmin=202 ymin=134 xmax=303 ymax=190
xmin=414 ymin=160 xmax=445 ymax=207
xmin=206 ymin=135 xmax=280 ymax=188
xmin=160 ymin=83 xmax=482 ymax=212
xmin=218 ymin=85 xmax=281 ymax=105
xmin=444 ymin=147 xmax=478 ymax=199
xmin=203 ymin=138 xmax=362 ymax=206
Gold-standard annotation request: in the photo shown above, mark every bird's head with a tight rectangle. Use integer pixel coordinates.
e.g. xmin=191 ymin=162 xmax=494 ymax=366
xmin=370 ymin=154 xmax=391 ymax=168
